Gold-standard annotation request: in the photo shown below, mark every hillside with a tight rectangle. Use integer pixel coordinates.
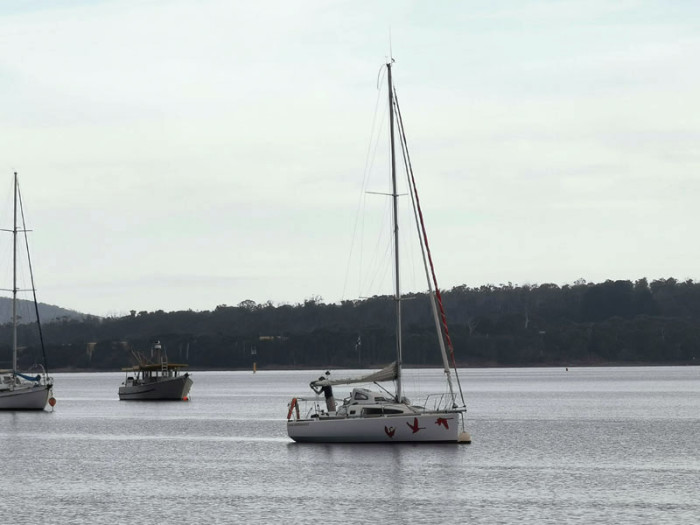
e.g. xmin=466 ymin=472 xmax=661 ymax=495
xmin=0 ymin=297 xmax=85 ymax=324
xmin=2 ymin=277 xmax=699 ymax=371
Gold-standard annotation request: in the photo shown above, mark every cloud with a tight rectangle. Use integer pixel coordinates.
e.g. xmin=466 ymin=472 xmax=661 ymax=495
xmin=1 ymin=1 xmax=699 ymax=315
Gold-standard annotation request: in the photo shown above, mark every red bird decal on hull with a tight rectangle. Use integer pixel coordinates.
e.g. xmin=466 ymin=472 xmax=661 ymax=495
xmin=407 ymin=417 xmax=425 ymax=434
xmin=436 ymin=417 xmax=451 ymax=429
xmin=384 ymin=426 xmax=396 ymax=438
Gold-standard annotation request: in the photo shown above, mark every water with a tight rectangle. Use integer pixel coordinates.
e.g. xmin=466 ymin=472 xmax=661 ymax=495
xmin=2 ymin=367 xmax=699 ymax=524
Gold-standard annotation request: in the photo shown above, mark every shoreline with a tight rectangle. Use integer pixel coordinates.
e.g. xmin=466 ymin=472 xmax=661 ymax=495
xmin=49 ymin=361 xmax=699 ymax=373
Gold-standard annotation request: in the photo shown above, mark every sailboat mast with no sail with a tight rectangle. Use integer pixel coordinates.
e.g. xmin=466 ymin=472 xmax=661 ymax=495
xmin=286 ymin=60 xmax=470 ymax=443
xmin=0 ymin=172 xmax=54 ymax=410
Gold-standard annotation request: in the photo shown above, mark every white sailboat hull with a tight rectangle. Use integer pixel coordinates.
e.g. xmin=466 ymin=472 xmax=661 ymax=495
xmin=0 ymin=384 xmax=52 ymax=410
xmin=288 ymin=411 xmax=463 ymax=443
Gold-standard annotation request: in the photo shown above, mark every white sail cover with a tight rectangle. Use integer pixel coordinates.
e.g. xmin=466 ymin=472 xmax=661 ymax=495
xmin=311 ymin=362 xmax=398 ymax=387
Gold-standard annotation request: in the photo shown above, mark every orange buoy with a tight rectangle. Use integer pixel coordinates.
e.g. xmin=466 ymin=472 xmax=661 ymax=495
xmin=183 ymin=396 xmax=189 ymax=401
xmin=48 ymin=397 xmax=56 ymax=407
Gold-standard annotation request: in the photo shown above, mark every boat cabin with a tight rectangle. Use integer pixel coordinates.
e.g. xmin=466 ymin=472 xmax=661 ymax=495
xmin=346 ymin=387 xmax=394 ymax=405
xmin=122 ymin=363 xmax=189 ymax=387
xmin=0 ymin=374 xmax=21 ymax=390
xmin=327 ymin=388 xmax=413 ymax=418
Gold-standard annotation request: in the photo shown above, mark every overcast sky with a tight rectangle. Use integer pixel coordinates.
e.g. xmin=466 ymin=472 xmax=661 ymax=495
xmin=1 ymin=0 xmax=699 ymax=316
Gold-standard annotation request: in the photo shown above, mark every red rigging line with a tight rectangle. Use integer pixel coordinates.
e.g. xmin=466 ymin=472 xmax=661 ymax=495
xmin=390 ymin=88 xmax=456 ymax=360
xmin=409 ymin=160 xmax=457 ymax=366
xmin=392 ymin=87 xmax=466 ymax=406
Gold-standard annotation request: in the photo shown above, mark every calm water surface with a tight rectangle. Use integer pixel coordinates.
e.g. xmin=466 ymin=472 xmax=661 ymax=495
xmin=2 ymin=367 xmax=699 ymax=524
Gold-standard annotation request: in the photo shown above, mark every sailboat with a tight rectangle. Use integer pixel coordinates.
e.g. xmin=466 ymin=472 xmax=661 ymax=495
xmin=286 ymin=60 xmax=470 ymax=443
xmin=0 ymin=173 xmax=55 ymax=410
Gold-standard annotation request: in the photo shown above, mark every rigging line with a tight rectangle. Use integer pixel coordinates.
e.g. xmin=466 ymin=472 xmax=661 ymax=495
xmin=17 ymin=180 xmax=49 ymax=377
xmin=396 ymin=103 xmax=466 ymax=410
xmin=365 ymin=199 xmax=394 ymax=296
xmin=342 ymin=71 xmax=388 ymax=301
xmin=361 ymin=103 xmax=391 ymax=295
xmin=375 ymin=62 xmax=387 ymax=91
xmin=393 ymin=94 xmax=453 ymax=389
xmin=392 ymin=86 xmax=467 ymax=408
xmin=394 ymin=101 xmax=433 ymax=296
xmin=402 ymin=185 xmax=420 ymax=293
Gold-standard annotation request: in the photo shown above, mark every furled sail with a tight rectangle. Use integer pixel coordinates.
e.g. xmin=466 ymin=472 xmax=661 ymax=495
xmin=310 ymin=362 xmax=398 ymax=387
xmin=15 ymin=372 xmax=41 ymax=382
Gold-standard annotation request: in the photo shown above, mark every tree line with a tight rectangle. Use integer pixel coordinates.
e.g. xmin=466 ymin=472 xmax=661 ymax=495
xmin=2 ymin=277 xmax=699 ymax=371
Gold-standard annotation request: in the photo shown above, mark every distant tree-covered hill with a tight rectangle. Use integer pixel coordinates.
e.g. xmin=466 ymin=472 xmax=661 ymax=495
xmin=2 ymin=277 xmax=699 ymax=371
xmin=0 ymin=297 xmax=85 ymax=324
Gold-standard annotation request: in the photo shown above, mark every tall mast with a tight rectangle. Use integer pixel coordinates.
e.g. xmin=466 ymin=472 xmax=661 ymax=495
xmin=11 ymin=172 xmax=18 ymax=372
xmin=387 ymin=60 xmax=402 ymax=402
